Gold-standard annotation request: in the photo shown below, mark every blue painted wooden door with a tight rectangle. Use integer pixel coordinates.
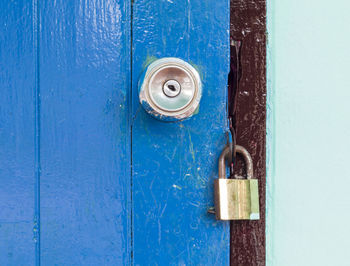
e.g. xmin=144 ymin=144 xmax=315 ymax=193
xmin=0 ymin=1 xmax=229 ymax=265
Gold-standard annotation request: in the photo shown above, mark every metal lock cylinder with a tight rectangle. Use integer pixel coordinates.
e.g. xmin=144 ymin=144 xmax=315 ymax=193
xmin=138 ymin=58 xmax=202 ymax=121
xmin=214 ymin=145 xmax=260 ymax=220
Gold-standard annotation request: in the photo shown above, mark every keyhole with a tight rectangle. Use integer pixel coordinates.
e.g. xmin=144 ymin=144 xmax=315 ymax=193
xmin=167 ymin=85 xmax=176 ymax=91
xmin=163 ymin=80 xmax=181 ymax=97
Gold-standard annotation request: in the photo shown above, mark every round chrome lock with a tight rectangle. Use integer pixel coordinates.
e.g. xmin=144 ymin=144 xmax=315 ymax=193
xmin=139 ymin=57 xmax=202 ymax=121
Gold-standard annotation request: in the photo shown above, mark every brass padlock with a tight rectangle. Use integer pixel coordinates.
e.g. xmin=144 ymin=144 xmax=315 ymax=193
xmin=214 ymin=145 xmax=260 ymax=220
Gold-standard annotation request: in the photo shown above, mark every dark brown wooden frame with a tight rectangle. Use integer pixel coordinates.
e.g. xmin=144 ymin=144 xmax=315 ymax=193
xmin=229 ymin=0 xmax=266 ymax=265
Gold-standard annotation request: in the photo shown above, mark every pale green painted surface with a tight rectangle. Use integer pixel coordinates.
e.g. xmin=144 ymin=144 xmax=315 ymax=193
xmin=267 ymin=0 xmax=350 ymax=265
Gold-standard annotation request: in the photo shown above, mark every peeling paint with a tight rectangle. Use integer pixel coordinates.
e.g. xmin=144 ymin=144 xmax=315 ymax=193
xmin=132 ymin=0 xmax=230 ymax=264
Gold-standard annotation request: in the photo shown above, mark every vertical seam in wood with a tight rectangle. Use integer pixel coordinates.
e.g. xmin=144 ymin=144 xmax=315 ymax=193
xmin=33 ymin=0 xmax=41 ymax=265
xmin=129 ymin=0 xmax=134 ymax=265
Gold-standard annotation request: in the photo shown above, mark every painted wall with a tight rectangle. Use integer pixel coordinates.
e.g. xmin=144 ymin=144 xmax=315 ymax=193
xmin=267 ymin=0 xmax=350 ymax=265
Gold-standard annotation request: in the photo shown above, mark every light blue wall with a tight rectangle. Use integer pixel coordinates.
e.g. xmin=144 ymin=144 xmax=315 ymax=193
xmin=267 ymin=0 xmax=350 ymax=265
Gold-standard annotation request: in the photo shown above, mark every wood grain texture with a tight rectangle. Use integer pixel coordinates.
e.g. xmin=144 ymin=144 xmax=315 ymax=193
xmin=39 ymin=1 xmax=131 ymax=264
xmin=230 ymin=0 xmax=266 ymax=265
xmin=0 ymin=1 xmax=38 ymax=264
xmin=132 ymin=0 xmax=230 ymax=264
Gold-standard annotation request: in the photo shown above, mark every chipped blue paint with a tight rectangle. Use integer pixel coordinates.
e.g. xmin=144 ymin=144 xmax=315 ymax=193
xmin=1 ymin=0 xmax=229 ymax=264
xmin=132 ymin=0 xmax=230 ymax=264
xmin=1 ymin=0 xmax=132 ymax=265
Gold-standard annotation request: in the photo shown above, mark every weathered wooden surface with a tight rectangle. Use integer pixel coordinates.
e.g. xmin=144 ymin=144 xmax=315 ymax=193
xmin=0 ymin=1 xmax=132 ymax=264
xmin=1 ymin=1 xmax=234 ymax=264
xmin=38 ymin=1 xmax=132 ymax=264
xmin=0 ymin=1 xmax=37 ymax=264
xmin=230 ymin=0 xmax=266 ymax=265
xmin=132 ymin=0 xmax=230 ymax=264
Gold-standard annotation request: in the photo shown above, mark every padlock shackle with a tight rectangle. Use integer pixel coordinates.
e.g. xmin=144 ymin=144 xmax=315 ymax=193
xmin=218 ymin=144 xmax=254 ymax=179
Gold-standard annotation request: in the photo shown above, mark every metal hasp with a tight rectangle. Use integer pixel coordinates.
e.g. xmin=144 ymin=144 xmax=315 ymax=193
xmin=138 ymin=58 xmax=202 ymax=121
xmin=214 ymin=145 xmax=260 ymax=220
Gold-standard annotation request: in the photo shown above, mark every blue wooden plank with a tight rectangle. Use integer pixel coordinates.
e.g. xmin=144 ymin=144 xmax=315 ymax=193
xmin=132 ymin=1 xmax=230 ymax=264
xmin=39 ymin=1 xmax=131 ymax=264
xmin=0 ymin=1 xmax=38 ymax=264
